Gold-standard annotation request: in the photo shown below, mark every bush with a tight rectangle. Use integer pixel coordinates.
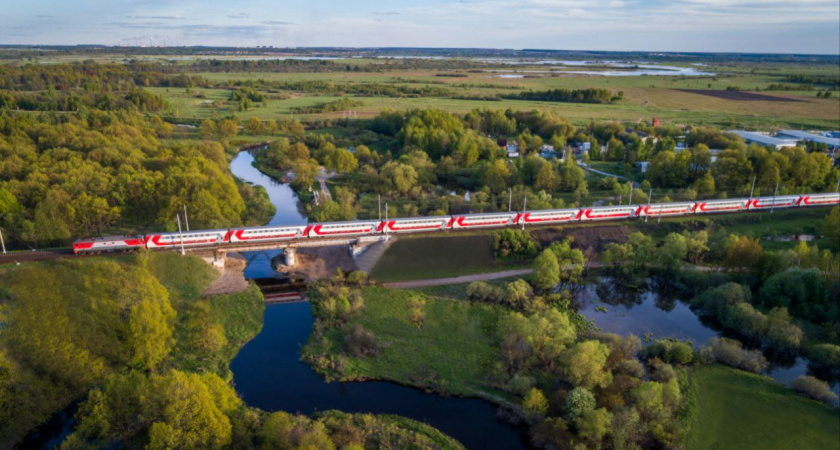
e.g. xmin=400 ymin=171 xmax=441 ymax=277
xmin=648 ymin=358 xmax=677 ymax=382
xmin=343 ymin=324 xmax=379 ymax=357
xmin=700 ymin=337 xmax=768 ymax=373
xmin=493 ymin=229 xmax=538 ymax=260
xmin=639 ymin=339 xmax=694 ymax=365
xmin=808 ymin=344 xmax=840 ymax=374
xmin=466 ymin=281 xmax=505 ymax=304
xmin=790 ymin=376 xmax=838 ymax=405
xmin=522 ymin=388 xmax=550 ymax=419
xmin=505 ymin=373 xmax=535 ymax=396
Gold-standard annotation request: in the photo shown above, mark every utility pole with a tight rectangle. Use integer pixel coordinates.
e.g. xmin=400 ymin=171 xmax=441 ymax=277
xmin=183 ymin=204 xmax=190 ymax=231
xmin=378 ymin=194 xmax=382 ymax=222
xmin=749 ymin=176 xmax=756 ymax=198
xmin=645 ymin=189 xmax=653 ymax=223
xmin=385 ymin=203 xmax=389 ymax=237
xmin=0 ymin=228 xmax=6 ymax=255
xmin=771 ymin=182 xmax=779 ymax=214
xmin=176 ymin=214 xmax=186 ymax=256
xmin=628 ymin=186 xmax=633 ymax=206
xmin=835 ymin=178 xmax=840 ymax=193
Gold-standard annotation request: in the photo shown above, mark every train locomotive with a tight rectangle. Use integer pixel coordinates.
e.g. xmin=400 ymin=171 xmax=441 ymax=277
xmin=72 ymin=192 xmax=840 ymax=254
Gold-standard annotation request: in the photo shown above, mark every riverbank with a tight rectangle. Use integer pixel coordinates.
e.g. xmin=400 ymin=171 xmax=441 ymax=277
xmin=302 ymin=286 xmax=522 ymax=410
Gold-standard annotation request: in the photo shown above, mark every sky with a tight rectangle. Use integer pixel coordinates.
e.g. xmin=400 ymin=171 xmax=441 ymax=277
xmin=2 ymin=0 xmax=839 ymax=54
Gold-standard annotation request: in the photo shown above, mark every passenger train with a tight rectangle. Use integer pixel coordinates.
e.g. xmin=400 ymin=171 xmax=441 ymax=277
xmin=72 ymin=192 xmax=840 ymax=254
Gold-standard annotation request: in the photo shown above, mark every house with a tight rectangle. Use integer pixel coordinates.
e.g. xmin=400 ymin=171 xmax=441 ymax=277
xmin=539 ymin=144 xmax=559 ymax=159
xmin=505 ymin=143 xmax=519 ymax=158
xmin=637 ymin=161 xmax=650 ymax=173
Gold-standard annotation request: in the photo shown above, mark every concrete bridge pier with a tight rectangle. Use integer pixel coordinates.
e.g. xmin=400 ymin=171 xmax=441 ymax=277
xmin=284 ymin=247 xmax=296 ymax=266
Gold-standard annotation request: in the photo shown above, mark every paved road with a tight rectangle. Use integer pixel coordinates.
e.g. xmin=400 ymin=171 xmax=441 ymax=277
xmin=383 ymin=268 xmax=534 ymax=289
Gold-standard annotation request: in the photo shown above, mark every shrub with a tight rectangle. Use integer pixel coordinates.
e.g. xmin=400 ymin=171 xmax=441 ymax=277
xmin=343 ymin=324 xmax=379 ymax=358
xmin=648 ymin=358 xmax=677 ymax=382
xmin=505 ymin=373 xmax=536 ymax=396
xmin=466 ymin=281 xmax=505 ymax=304
xmin=700 ymin=337 xmax=768 ymax=373
xmin=639 ymin=339 xmax=694 ymax=365
xmin=493 ymin=229 xmax=538 ymax=260
xmin=808 ymin=344 xmax=840 ymax=374
xmin=790 ymin=376 xmax=838 ymax=405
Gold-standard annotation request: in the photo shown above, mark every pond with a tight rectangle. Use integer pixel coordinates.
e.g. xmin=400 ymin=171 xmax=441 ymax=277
xmin=576 ymin=279 xmax=839 ymax=398
xmin=229 ymin=150 xmax=531 ymax=450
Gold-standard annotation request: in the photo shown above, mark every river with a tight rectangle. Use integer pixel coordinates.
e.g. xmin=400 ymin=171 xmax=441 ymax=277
xmin=228 ymin=150 xmax=531 ymax=450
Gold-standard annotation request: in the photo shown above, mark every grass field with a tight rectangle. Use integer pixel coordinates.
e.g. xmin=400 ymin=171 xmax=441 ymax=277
xmin=147 ymin=61 xmax=840 ymax=129
xmin=685 ymin=365 xmax=840 ymax=450
xmin=315 ymin=286 xmax=504 ymax=398
xmin=369 ymin=234 xmax=528 ymax=282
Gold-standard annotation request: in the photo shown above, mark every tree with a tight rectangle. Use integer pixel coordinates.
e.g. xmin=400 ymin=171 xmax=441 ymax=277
xmin=246 ymin=117 xmax=262 ymax=135
xmin=682 ymin=230 xmax=709 ymax=264
xmin=535 ymin=163 xmax=557 ymax=191
xmin=502 ymin=309 xmax=575 ymax=372
xmin=33 ymin=189 xmax=75 ymax=242
xmin=483 ymin=159 xmax=511 ymax=193
xmin=128 ymin=284 xmax=175 ymax=370
xmin=578 ymin=408 xmax=612 ymax=445
xmin=407 ymin=296 xmax=426 ymax=329
xmin=200 ymin=119 xmax=217 ymax=139
xmin=522 ymin=388 xmax=549 ymax=419
xmin=790 ymin=376 xmax=838 ymax=405
xmin=145 ymin=370 xmax=234 ymax=450
xmin=547 ymin=239 xmax=586 ymax=286
xmin=563 ymin=387 xmax=596 ymax=424
xmin=264 ymin=119 xmax=279 ymax=135
xmin=327 ymin=148 xmax=359 ymax=174
xmin=343 ymin=324 xmax=378 ymax=357
xmin=722 ymin=235 xmax=764 ymax=271
xmin=823 ymin=206 xmax=840 ymax=247
xmin=532 ymin=249 xmax=560 ymax=290
xmin=381 ymin=161 xmax=418 ymax=195
xmin=658 ymin=233 xmax=687 ymax=272
xmin=217 ymin=119 xmax=238 ymax=140
xmin=561 ymin=340 xmax=612 ymax=389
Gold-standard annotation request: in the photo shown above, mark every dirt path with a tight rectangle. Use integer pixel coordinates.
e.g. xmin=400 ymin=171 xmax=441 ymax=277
xmin=203 ymin=253 xmax=250 ymax=296
xmin=383 ymin=268 xmax=534 ymax=289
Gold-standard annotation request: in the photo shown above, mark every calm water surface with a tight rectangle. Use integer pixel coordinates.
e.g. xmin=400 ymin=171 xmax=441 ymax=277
xmin=229 ymin=150 xmax=531 ymax=450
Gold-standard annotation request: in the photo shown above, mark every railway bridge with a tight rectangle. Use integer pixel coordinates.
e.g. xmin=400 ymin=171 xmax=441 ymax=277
xmin=185 ymin=234 xmax=389 ymax=269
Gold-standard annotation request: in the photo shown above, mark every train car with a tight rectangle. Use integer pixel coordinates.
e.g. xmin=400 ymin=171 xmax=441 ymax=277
xmin=229 ymin=225 xmax=307 ymax=243
xmin=72 ymin=235 xmax=145 ymax=254
xmin=144 ymin=229 xmax=230 ymax=249
xmin=516 ymin=208 xmax=580 ymax=226
xmin=449 ymin=212 xmax=518 ymax=229
xmin=797 ymin=193 xmax=840 ymax=207
xmin=636 ymin=202 xmax=695 ymax=218
xmin=305 ymin=220 xmax=379 ymax=237
xmin=748 ymin=196 xmax=799 ymax=210
xmin=377 ymin=216 xmax=451 ymax=234
xmin=692 ymin=198 xmax=750 ymax=214
xmin=578 ymin=205 xmax=638 ymax=221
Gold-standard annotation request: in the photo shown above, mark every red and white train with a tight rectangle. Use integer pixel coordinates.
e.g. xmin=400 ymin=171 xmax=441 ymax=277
xmin=72 ymin=192 xmax=840 ymax=254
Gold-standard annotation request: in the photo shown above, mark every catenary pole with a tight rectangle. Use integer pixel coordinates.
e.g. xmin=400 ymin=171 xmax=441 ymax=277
xmin=183 ymin=204 xmax=190 ymax=231
xmin=508 ymin=188 xmax=512 ymax=212
xmin=645 ymin=189 xmax=653 ymax=223
xmin=176 ymin=215 xmax=185 ymax=256
xmin=771 ymin=182 xmax=779 ymax=214
xmin=0 ymin=228 xmax=6 ymax=254
xmin=749 ymin=176 xmax=756 ymax=198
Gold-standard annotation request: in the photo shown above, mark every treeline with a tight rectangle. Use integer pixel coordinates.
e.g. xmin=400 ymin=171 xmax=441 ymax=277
xmin=0 ymin=112 xmax=258 ymax=245
xmin=290 ymin=97 xmax=364 ymax=114
xmin=504 ymin=88 xmax=618 ymax=104
xmin=785 ymin=74 xmax=840 ymax=88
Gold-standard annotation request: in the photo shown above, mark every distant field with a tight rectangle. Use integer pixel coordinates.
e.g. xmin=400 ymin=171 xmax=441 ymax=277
xmin=685 ymin=365 xmax=840 ymax=450
xmin=149 ymin=61 xmax=840 ymax=129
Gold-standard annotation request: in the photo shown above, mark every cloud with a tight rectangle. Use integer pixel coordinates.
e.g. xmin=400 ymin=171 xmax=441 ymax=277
xmin=262 ymin=20 xmax=295 ymax=25
xmin=227 ymin=13 xmax=250 ymax=19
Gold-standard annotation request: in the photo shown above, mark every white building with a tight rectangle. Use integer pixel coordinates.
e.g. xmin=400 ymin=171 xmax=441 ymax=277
xmin=776 ymin=130 xmax=840 ymax=153
xmin=727 ymin=130 xmax=798 ymax=150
